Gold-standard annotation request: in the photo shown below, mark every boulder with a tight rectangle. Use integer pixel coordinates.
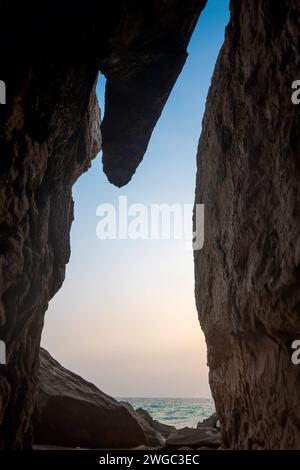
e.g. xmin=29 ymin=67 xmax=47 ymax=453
xmin=135 ymin=407 xmax=176 ymax=438
xmin=0 ymin=1 xmax=206 ymax=449
xmin=165 ymin=426 xmax=221 ymax=449
xmin=33 ymin=349 xmax=163 ymax=449
xmin=197 ymin=413 xmax=218 ymax=429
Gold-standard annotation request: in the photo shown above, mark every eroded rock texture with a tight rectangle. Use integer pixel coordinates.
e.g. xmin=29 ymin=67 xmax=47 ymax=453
xmin=0 ymin=62 xmax=101 ymax=449
xmin=194 ymin=0 xmax=300 ymax=449
xmin=0 ymin=0 xmax=204 ymax=449
xmin=135 ymin=408 xmax=175 ymax=438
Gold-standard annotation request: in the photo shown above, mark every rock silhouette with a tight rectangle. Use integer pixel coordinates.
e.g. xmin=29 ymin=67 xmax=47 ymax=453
xmin=135 ymin=407 xmax=176 ymax=438
xmin=0 ymin=0 xmax=299 ymax=450
xmin=33 ymin=349 xmax=163 ymax=449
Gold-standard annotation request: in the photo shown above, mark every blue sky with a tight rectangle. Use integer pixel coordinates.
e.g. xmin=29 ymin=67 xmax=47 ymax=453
xmin=42 ymin=0 xmax=230 ymax=398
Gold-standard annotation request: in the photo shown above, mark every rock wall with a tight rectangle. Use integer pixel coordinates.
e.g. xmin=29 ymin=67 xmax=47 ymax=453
xmin=194 ymin=0 xmax=300 ymax=449
xmin=0 ymin=61 xmax=101 ymax=449
xmin=0 ymin=0 xmax=205 ymax=449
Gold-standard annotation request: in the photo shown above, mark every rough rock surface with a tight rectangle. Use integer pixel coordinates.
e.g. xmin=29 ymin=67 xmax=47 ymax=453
xmin=33 ymin=349 xmax=162 ymax=449
xmin=100 ymin=0 xmax=207 ymax=186
xmin=165 ymin=426 xmax=221 ymax=450
xmin=197 ymin=413 xmax=218 ymax=429
xmin=0 ymin=1 xmax=204 ymax=448
xmin=2 ymin=0 xmax=299 ymax=452
xmin=136 ymin=407 xmax=175 ymax=438
xmin=0 ymin=63 xmax=101 ymax=449
xmin=194 ymin=0 xmax=300 ymax=449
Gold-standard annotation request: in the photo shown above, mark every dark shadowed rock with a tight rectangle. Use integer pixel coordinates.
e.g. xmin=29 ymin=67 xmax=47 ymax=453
xmin=33 ymin=349 xmax=163 ymax=449
xmin=197 ymin=413 xmax=218 ymax=429
xmin=135 ymin=408 xmax=176 ymax=438
xmin=1 ymin=0 xmax=300 ymax=452
xmin=165 ymin=426 xmax=221 ymax=449
xmin=0 ymin=64 xmax=101 ymax=449
xmin=100 ymin=0 xmax=208 ymax=186
xmin=0 ymin=1 xmax=205 ymax=448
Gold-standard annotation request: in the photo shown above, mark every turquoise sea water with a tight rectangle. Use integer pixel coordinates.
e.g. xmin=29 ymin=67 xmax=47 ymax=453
xmin=118 ymin=397 xmax=215 ymax=429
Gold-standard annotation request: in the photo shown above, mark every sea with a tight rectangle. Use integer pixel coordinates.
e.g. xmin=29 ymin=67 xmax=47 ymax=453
xmin=118 ymin=397 xmax=215 ymax=429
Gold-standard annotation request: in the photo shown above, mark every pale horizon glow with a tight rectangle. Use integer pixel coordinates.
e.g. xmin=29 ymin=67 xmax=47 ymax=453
xmin=41 ymin=0 xmax=229 ymax=399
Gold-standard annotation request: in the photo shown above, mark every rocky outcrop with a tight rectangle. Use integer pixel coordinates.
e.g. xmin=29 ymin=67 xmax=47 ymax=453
xmin=100 ymin=0 xmax=207 ymax=186
xmin=0 ymin=63 xmax=101 ymax=449
xmin=197 ymin=413 xmax=218 ymax=430
xmin=135 ymin=407 xmax=176 ymax=438
xmin=0 ymin=1 xmax=204 ymax=448
xmin=164 ymin=412 xmax=221 ymax=450
xmin=33 ymin=349 xmax=162 ymax=449
xmin=34 ymin=353 xmax=219 ymax=450
xmin=165 ymin=426 xmax=221 ymax=450
xmin=2 ymin=1 xmax=207 ymax=186
xmin=2 ymin=0 xmax=299 ymax=451
xmin=194 ymin=0 xmax=300 ymax=449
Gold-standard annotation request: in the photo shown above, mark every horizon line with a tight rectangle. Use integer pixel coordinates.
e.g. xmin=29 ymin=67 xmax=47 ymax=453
xmin=115 ymin=396 xmax=213 ymax=400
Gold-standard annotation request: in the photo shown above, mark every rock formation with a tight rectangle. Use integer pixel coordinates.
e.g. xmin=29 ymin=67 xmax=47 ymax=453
xmin=197 ymin=413 xmax=219 ymax=430
xmin=194 ymin=0 xmax=300 ymax=449
xmin=135 ymin=407 xmax=176 ymax=438
xmin=34 ymin=350 xmax=222 ymax=450
xmin=1 ymin=0 xmax=300 ymax=451
xmin=0 ymin=0 xmax=205 ymax=448
xmin=0 ymin=64 xmax=101 ymax=449
xmin=34 ymin=349 xmax=162 ymax=449
xmin=165 ymin=425 xmax=221 ymax=450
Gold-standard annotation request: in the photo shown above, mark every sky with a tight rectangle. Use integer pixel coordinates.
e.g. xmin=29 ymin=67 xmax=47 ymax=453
xmin=42 ymin=0 xmax=230 ymax=398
